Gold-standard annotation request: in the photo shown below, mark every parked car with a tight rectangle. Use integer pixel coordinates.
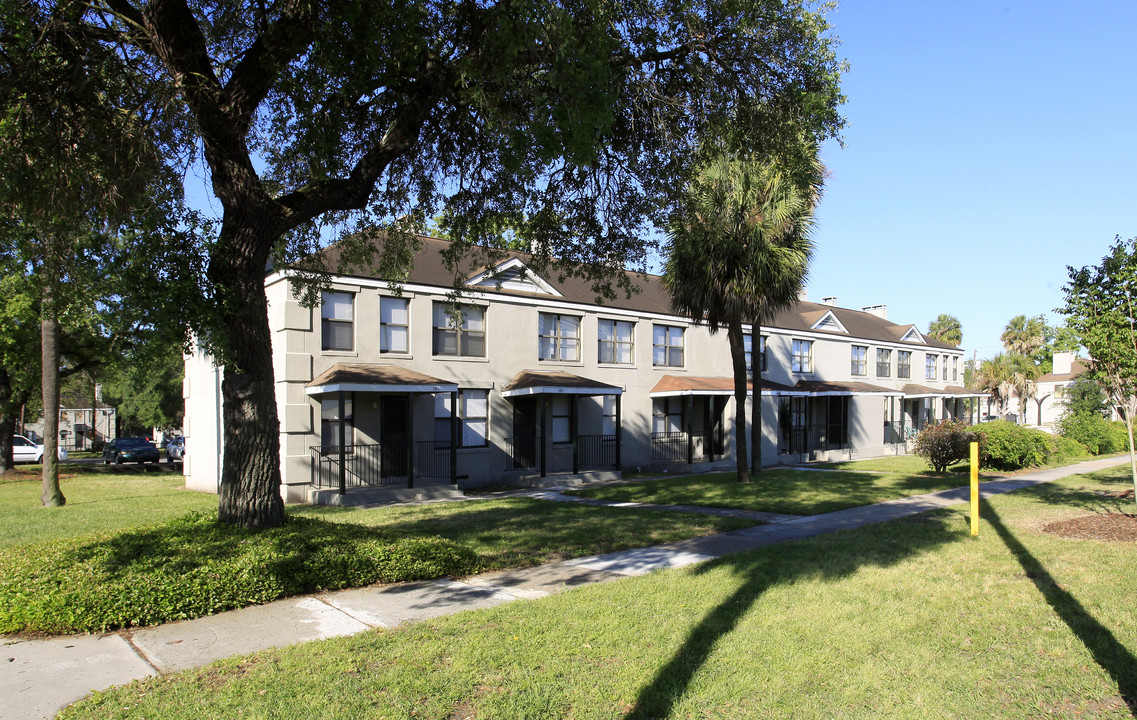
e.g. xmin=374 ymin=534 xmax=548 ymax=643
xmin=12 ymin=435 xmax=68 ymax=463
xmin=102 ymin=437 xmax=160 ymax=464
xmin=165 ymin=436 xmax=186 ymax=463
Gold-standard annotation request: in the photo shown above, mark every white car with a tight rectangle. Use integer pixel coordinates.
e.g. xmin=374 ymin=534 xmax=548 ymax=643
xmin=12 ymin=435 xmax=68 ymax=463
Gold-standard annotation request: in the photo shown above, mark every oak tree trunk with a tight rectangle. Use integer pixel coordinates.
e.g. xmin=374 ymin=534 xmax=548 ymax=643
xmin=727 ymin=321 xmax=749 ymax=483
xmin=212 ymin=214 xmax=286 ymax=528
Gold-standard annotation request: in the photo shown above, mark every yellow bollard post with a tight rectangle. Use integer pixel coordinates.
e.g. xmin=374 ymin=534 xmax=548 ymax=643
xmin=970 ymin=441 xmax=980 ymax=537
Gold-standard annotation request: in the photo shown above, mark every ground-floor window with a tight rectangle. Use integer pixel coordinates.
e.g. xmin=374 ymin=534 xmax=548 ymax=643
xmin=320 ymin=395 xmax=354 ymax=447
xmin=653 ymin=397 xmax=684 ymax=434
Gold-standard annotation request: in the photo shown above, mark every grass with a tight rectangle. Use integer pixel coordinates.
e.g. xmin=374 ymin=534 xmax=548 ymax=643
xmin=813 ymin=454 xmax=973 ymax=474
xmin=0 ymin=463 xmax=213 ymax=546
xmin=0 ymin=468 xmax=753 ymax=634
xmin=62 ymin=464 xmax=1137 ymax=719
xmin=565 ymin=466 xmax=979 ymax=516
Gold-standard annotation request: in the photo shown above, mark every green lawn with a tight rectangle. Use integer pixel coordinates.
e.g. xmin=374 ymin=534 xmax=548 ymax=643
xmin=565 ymin=466 xmax=979 ymax=515
xmin=0 ymin=467 xmax=753 ymax=634
xmin=64 ymin=466 xmax=1137 ymax=719
xmin=0 ymin=463 xmax=213 ymax=546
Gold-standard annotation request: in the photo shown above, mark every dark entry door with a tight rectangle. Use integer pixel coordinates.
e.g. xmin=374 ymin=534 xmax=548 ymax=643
xmin=380 ymin=397 xmax=408 ymax=481
xmin=512 ymin=398 xmax=538 ymax=470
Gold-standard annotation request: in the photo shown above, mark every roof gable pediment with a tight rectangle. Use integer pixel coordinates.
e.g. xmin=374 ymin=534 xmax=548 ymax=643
xmin=810 ymin=310 xmax=848 ymax=334
xmin=466 ymin=258 xmax=562 ymax=297
xmin=900 ymin=326 xmax=925 ymax=344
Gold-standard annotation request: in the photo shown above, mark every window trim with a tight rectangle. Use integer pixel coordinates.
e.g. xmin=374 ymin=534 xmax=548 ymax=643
xmin=898 ymin=350 xmax=912 ymax=379
xmin=539 ymin=312 xmax=582 ymax=362
xmin=851 ymin=345 xmax=868 ymax=376
xmin=598 ymin=318 xmax=635 ymax=365
xmin=653 ymin=324 xmax=685 ymax=368
xmin=876 ymin=348 xmax=892 ymax=378
xmin=926 ymin=354 xmax=938 ymax=381
xmin=379 ymin=296 xmax=410 ymax=355
xmin=321 ymin=290 xmax=354 ymax=352
xmin=792 ymin=338 xmax=813 ymax=373
xmin=432 ymin=303 xmax=486 ymax=358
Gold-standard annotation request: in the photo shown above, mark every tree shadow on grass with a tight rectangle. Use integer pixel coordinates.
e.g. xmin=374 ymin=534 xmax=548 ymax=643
xmin=620 ymin=511 xmax=962 ymax=719
xmin=986 ymin=503 xmax=1137 ymax=715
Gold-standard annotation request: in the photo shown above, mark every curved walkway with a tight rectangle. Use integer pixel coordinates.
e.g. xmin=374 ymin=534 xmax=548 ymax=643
xmin=2 ymin=455 xmax=1129 ymax=720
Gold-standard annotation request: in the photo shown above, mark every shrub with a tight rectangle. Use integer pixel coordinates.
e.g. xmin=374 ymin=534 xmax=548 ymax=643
xmin=0 ymin=512 xmax=482 ymax=634
xmin=968 ymin=420 xmax=1050 ymax=470
xmin=913 ymin=420 xmax=982 ymax=472
xmin=1045 ymin=434 xmax=1090 ymax=464
xmin=1056 ymin=411 xmax=1127 ymax=455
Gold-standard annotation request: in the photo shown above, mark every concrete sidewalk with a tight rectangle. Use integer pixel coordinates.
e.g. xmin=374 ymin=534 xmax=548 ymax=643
xmin=2 ymin=455 xmax=1128 ymax=719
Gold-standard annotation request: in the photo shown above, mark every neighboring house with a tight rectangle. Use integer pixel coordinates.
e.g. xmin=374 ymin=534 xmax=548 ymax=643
xmin=25 ymin=390 xmax=117 ymax=451
xmin=183 ymin=236 xmax=976 ymax=503
xmin=1020 ymin=352 xmax=1119 ymax=430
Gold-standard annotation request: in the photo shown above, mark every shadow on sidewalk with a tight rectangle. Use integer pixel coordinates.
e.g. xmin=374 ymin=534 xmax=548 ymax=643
xmin=986 ymin=503 xmax=1137 ymax=716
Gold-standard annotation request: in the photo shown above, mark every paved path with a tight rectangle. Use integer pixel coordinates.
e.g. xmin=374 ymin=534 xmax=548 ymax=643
xmin=2 ymin=455 xmax=1128 ymax=719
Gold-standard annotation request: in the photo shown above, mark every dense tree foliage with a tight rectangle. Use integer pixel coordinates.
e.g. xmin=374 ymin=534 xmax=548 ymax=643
xmin=14 ymin=0 xmax=844 ymax=527
xmin=1061 ymin=236 xmax=1137 ymax=507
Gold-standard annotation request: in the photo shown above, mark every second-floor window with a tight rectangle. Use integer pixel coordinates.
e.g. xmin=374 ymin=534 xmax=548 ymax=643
xmin=953 ymin=356 xmax=959 ymax=382
xmin=598 ymin=319 xmax=634 ymax=364
xmin=851 ymin=345 xmax=867 ymax=376
xmin=380 ymin=297 xmax=409 ymax=354
xmin=926 ymin=354 xmax=938 ymax=380
xmin=321 ymin=291 xmax=354 ymax=351
xmin=433 ymin=304 xmax=485 ymax=357
xmin=653 ymin=325 xmax=684 ymax=367
xmin=792 ymin=339 xmax=813 ymax=373
xmin=539 ymin=313 xmax=580 ymax=361
xmin=877 ymin=348 xmax=892 ymax=377
xmin=744 ymin=334 xmax=767 ymax=372
xmin=898 ymin=351 xmax=911 ymax=379
xmin=942 ymin=356 xmax=949 ymax=382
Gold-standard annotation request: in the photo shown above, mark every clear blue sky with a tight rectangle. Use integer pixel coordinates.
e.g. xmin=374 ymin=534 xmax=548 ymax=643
xmin=809 ymin=0 xmax=1137 ymax=362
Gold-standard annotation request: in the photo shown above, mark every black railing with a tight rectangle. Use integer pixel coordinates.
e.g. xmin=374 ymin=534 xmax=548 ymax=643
xmin=310 ymin=443 xmax=407 ymax=489
xmin=505 ymin=436 xmax=539 ymax=471
xmin=577 ymin=434 xmax=618 ymax=469
xmin=883 ymin=422 xmax=904 ymax=445
xmin=779 ymin=424 xmax=849 ymax=455
xmin=651 ymin=431 xmax=689 ymax=462
xmin=416 ymin=441 xmax=451 ymax=479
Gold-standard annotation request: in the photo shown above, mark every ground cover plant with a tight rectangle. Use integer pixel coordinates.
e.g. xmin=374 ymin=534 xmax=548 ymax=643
xmin=64 ymin=465 xmax=1137 ymax=719
xmin=0 ymin=486 xmax=752 ymax=634
xmin=566 ymin=467 xmax=976 ymax=515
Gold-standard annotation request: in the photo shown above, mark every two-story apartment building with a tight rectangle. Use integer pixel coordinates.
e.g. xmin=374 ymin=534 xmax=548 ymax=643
xmin=184 ymin=236 xmax=976 ymax=503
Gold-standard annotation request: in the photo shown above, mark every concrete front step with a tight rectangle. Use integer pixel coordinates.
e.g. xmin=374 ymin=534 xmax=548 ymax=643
xmin=500 ymin=470 xmax=621 ymax=488
xmin=307 ymin=482 xmax=464 ymax=506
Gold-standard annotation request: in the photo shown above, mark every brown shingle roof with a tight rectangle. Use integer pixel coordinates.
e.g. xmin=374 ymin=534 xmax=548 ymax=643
xmin=308 ymin=235 xmax=960 ymax=350
xmin=1038 ymin=359 xmax=1089 ymax=383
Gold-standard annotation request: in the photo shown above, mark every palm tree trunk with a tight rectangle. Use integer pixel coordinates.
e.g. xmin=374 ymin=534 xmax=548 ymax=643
xmin=749 ymin=322 xmax=763 ymax=473
xmin=727 ymin=321 xmax=749 ymax=483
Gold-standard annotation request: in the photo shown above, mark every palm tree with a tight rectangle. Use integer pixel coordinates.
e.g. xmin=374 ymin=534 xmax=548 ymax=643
xmin=664 ymin=149 xmax=821 ymax=482
xmin=1001 ymin=315 xmax=1047 ymax=357
xmin=927 ymin=314 xmax=962 ymax=346
xmin=970 ymin=352 xmax=1039 ymax=422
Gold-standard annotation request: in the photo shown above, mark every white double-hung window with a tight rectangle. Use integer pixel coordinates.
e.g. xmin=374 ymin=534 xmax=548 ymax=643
xmin=539 ymin=313 xmax=580 ymax=361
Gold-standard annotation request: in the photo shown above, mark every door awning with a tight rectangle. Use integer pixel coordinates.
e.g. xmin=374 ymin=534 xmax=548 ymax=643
xmin=501 ymin=370 xmax=623 ymax=398
xmin=793 ymin=380 xmax=904 ymax=397
xmin=305 ymin=363 xmax=459 ymax=396
xmin=649 ymin=375 xmax=739 ymax=397
xmin=901 ymin=383 xmax=985 ymax=399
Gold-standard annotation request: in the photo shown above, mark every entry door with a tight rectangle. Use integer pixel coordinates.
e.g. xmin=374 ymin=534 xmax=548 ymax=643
xmin=512 ymin=398 xmax=538 ymax=470
xmin=380 ymin=397 xmax=408 ymax=480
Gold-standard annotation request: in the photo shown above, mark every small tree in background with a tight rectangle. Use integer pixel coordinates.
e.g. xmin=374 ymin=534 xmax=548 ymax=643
xmin=1061 ymin=236 xmax=1137 ymax=509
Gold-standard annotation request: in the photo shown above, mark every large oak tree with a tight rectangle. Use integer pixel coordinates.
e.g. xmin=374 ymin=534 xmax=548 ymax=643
xmin=49 ymin=0 xmax=844 ymax=527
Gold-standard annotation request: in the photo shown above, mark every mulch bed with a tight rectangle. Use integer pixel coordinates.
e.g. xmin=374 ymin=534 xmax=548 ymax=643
xmin=1043 ymin=512 xmax=1137 ymax=542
